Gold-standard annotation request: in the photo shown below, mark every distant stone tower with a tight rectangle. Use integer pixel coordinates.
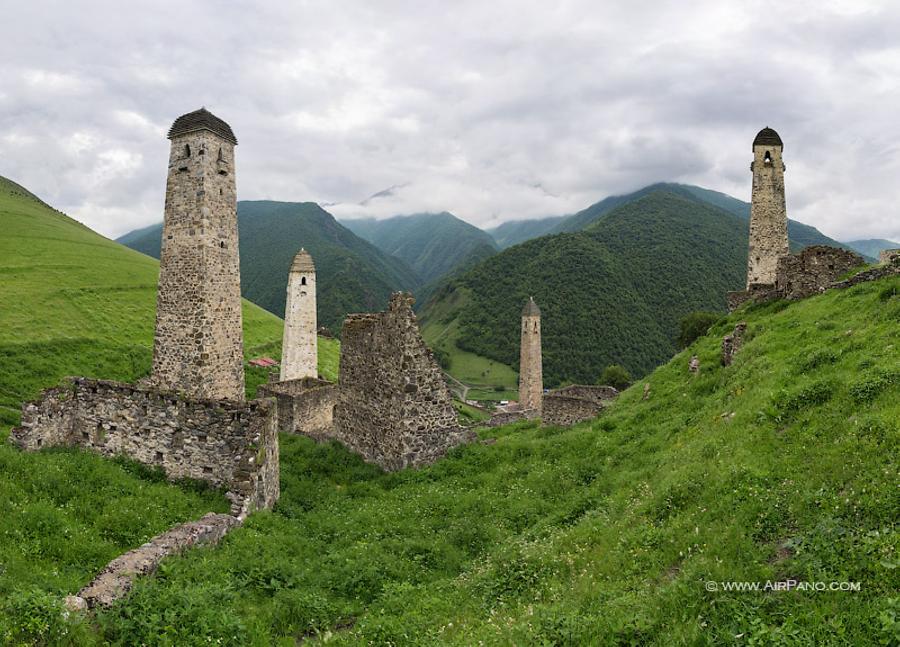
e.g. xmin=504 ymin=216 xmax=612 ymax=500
xmin=747 ymin=126 xmax=789 ymax=287
xmin=519 ymin=297 xmax=543 ymax=411
xmin=151 ymin=108 xmax=245 ymax=401
xmin=280 ymin=249 xmax=318 ymax=381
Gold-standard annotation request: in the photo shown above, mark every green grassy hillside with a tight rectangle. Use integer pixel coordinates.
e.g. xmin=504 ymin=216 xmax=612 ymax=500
xmin=423 ymin=190 xmax=748 ymax=386
xmin=10 ymin=265 xmax=895 ymax=645
xmin=341 ymin=212 xmax=498 ymax=285
xmin=117 ymin=201 xmax=421 ymax=332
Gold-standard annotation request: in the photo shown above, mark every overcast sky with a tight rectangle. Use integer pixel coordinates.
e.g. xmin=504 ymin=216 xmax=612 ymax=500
xmin=1 ymin=1 xmax=899 ymax=242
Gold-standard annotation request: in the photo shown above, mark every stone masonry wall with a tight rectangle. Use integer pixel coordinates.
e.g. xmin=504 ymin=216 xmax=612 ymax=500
xmin=880 ymin=249 xmax=900 ymax=265
xmin=747 ymin=142 xmax=789 ymax=287
xmin=542 ymin=384 xmax=619 ymax=427
xmin=151 ymin=128 xmax=244 ymax=401
xmin=258 ymin=377 xmax=337 ymax=440
xmin=10 ymin=378 xmax=279 ymax=513
xmin=775 ymin=245 xmax=864 ymax=300
xmin=332 ymin=293 xmax=476 ymax=470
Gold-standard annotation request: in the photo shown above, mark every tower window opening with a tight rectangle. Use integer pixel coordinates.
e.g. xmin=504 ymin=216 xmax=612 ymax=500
xmin=764 ymin=150 xmax=772 ymax=163
xmin=218 ymin=147 xmax=225 ymax=162
xmin=184 ymin=144 xmax=191 ymax=158
xmin=220 ymin=241 xmax=226 ymax=249
xmin=301 ymin=277 xmax=307 ymax=286
xmin=218 ymin=170 xmax=227 ymax=176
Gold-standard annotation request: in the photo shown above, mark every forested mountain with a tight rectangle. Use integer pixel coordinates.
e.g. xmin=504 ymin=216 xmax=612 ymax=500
xmin=423 ymin=189 xmax=749 ymax=386
xmin=117 ymin=201 xmax=420 ymax=331
xmin=340 ymin=211 xmax=498 ymax=284
xmin=487 ymin=215 xmax=566 ymax=249
xmin=486 ymin=183 xmax=855 ymax=253
xmin=844 ymin=238 xmax=900 ymax=259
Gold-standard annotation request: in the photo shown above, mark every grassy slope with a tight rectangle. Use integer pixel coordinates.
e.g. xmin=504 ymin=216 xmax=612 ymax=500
xmin=117 ymin=201 xmax=422 ymax=331
xmin=420 ymin=286 xmax=519 ymax=400
xmin=51 ymin=272 xmax=895 ymax=646
xmin=341 ymin=212 xmax=498 ymax=285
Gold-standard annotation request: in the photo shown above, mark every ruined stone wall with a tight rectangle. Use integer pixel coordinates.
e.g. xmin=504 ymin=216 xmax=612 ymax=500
xmin=880 ymin=249 xmax=900 ymax=265
xmin=259 ymin=377 xmax=337 ymax=439
xmin=332 ymin=293 xmax=475 ymax=470
xmin=775 ymin=245 xmax=864 ymax=300
xmin=747 ymin=143 xmax=789 ymax=287
xmin=542 ymin=384 xmax=618 ymax=427
xmin=151 ymin=128 xmax=244 ymax=401
xmin=10 ymin=378 xmax=279 ymax=513
xmin=280 ymin=250 xmax=318 ymax=381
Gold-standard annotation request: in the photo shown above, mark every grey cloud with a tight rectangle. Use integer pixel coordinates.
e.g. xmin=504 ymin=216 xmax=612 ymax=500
xmin=1 ymin=1 xmax=899 ymax=241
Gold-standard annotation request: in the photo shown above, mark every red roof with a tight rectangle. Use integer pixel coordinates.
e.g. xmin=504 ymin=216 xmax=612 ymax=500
xmin=249 ymin=357 xmax=278 ymax=367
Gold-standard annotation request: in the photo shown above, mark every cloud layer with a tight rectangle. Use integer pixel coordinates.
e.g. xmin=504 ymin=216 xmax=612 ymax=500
xmin=1 ymin=0 xmax=899 ymax=241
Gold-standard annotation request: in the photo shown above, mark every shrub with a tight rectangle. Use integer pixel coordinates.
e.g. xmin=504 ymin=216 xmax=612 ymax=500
xmin=677 ymin=311 xmax=721 ymax=348
xmin=598 ymin=365 xmax=632 ymax=390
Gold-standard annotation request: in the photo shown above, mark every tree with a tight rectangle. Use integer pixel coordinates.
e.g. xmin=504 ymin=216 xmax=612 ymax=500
xmin=599 ymin=364 xmax=632 ymax=390
xmin=677 ymin=311 xmax=721 ymax=349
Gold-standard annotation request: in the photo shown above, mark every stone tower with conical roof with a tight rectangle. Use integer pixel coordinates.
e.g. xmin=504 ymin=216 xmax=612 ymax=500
xmin=151 ymin=108 xmax=245 ymax=401
xmin=747 ymin=126 xmax=789 ymax=287
xmin=280 ymin=248 xmax=318 ymax=381
xmin=519 ymin=297 xmax=543 ymax=412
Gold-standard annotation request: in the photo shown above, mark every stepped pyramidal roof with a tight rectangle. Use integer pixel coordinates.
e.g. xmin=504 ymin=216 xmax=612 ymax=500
xmin=168 ymin=108 xmax=238 ymax=145
xmin=522 ymin=297 xmax=541 ymax=317
xmin=753 ymin=126 xmax=783 ymax=149
xmin=291 ymin=248 xmax=316 ymax=272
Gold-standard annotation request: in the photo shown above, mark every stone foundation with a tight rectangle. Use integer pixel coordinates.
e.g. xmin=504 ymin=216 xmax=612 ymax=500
xmin=258 ymin=377 xmax=337 ymax=440
xmin=332 ymin=293 xmax=476 ymax=470
xmin=10 ymin=377 xmax=279 ymax=514
xmin=542 ymin=385 xmax=619 ymax=427
xmin=67 ymin=512 xmax=240 ymax=610
xmin=775 ymin=245 xmax=864 ymax=300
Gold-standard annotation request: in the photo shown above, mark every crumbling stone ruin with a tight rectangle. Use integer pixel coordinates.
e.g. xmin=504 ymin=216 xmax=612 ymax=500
xmin=542 ymin=385 xmax=619 ymax=427
xmin=747 ymin=127 xmax=790 ymax=288
xmin=331 ymin=293 xmax=476 ymax=470
xmin=66 ymin=512 xmax=240 ymax=611
xmin=10 ymin=109 xmax=280 ymax=516
xmin=10 ymin=377 xmax=279 ymax=515
xmin=774 ymin=245 xmax=864 ymax=300
xmin=519 ymin=297 xmax=543 ymax=413
xmin=280 ymin=248 xmax=318 ymax=381
xmin=689 ymin=355 xmax=700 ymax=374
xmin=729 ymin=246 xmax=868 ymax=310
xmin=258 ymin=376 xmax=337 ymax=440
xmin=721 ymin=321 xmax=747 ymax=366
xmin=151 ymin=108 xmax=245 ymax=401
xmin=880 ymin=249 xmax=900 ymax=265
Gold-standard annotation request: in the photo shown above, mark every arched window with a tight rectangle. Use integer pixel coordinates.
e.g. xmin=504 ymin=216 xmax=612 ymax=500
xmin=764 ymin=150 xmax=772 ymax=162
xmin=218 ymin=147 xmax=224 ymax=162
xmin=184 ymin=144 xmax=191 ymax=158
xmin=301 ymin=276 xmax=307 ymax=286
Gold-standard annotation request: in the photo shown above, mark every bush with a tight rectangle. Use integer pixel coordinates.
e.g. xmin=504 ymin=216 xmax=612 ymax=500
xmin=598 ymin=365 xmax=632 ymax=390
xmin=677 ymin=311 xmax=721 ymax=348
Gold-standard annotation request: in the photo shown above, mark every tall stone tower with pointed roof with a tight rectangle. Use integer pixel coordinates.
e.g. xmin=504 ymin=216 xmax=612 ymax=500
xmin=519 ymin=297 xmax=543 ymax=412
xmin=280 ymin=248 xmax=318 ymax=381
xmin=151 ymin=108 xmax=245 ymax=401
xmin=747 ymin=126 xmax=789 ymax=287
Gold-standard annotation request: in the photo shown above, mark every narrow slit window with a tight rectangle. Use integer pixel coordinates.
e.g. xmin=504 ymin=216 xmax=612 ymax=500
xmin=184 ymin=144 xmax=191 ymax=158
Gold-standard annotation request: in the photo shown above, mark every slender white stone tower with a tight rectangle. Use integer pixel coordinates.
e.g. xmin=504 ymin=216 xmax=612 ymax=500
xmin=280 ymin=248 xmax=318 ymax=381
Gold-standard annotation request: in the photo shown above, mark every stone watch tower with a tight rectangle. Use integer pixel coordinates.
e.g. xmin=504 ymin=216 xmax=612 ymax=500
xmin=280 ymin=248 xmax=318 ymax=381
xmin=151 ymin=108 xmax=245 ymax=401
xmin=747 ymin=126 xmax=789 ymax=287
xmin=519 ymin=297 xmax=543 ymax=411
